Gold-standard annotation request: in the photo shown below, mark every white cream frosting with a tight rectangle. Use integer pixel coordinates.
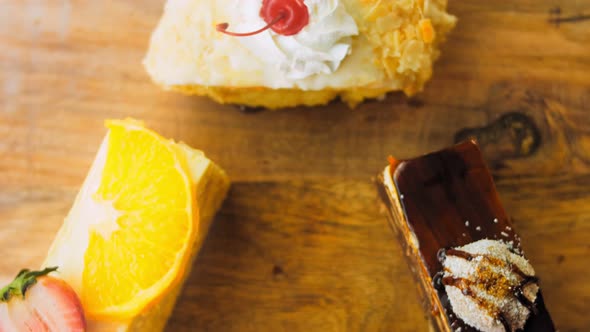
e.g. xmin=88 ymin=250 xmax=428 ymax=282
xmin=143 ymin=0 xmax=373 ymax=90
xmin=233 ymin=0 xmax=358 ymax=80
xmin=441 ymin=240 xmax=539 ymax=332
xmin=143 ymin=0 xmax=456 ymax=92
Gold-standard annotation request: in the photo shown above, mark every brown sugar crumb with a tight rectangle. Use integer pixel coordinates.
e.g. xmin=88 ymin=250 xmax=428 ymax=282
xmin=440 ymin=240 xmax=539 ymax=332
xmin=476 ymin=265 xmax=512 ymax=300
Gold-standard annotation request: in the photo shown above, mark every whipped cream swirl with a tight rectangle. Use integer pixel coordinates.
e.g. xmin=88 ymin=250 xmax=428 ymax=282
xmin=437 ymin=239 xmax=539 ymax=332
xmin=234 ymin=0 xmax=358 ymax=80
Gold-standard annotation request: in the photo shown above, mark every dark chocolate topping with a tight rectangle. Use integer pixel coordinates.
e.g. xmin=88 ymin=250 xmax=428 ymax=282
xmin=444 ymin=248 xmax=475 ymax=261
xmin=498 ymin=314 xmax=511 ymax=332
xmin=381 ymin=140 xmax=555 ymax=332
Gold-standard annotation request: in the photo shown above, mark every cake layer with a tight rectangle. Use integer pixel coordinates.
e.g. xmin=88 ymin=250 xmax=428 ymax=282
xmin=171 ymin=85 xmax=392 ymax=109
xmin=378 ymin=141 xmax=555 ymax=332
xmin=143 ymin=0 xmax=456 ymax=108
xmin=43 ymin=121 xmax=230 ymax=331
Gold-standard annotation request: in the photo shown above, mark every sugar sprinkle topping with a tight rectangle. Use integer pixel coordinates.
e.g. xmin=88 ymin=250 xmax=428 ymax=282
xmin=439 ymin=239 xmax=539 ymax=332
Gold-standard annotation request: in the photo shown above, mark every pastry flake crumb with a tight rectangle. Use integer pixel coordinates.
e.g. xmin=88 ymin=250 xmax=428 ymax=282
xmin=419 ymin=18 xmax=435 ymax=43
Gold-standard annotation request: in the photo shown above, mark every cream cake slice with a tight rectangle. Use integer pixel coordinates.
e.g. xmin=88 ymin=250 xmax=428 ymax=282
xmin=43 ymin=120 xmax=230 ymax=331
xmin=143 ymin=0 xmax=456 ymax=109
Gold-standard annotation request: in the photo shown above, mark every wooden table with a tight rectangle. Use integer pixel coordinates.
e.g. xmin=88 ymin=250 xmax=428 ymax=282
xmin=1 ymin=1 xmax=589 ymax=331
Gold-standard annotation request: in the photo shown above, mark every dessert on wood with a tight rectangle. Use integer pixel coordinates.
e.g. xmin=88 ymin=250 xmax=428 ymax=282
xmin=43 ymin=119 xmax=230 ymax=331
xmin=377 ymin=140 xmax=555 ymax=332
xmin=143 ymin=0 xmax=456 ymax=109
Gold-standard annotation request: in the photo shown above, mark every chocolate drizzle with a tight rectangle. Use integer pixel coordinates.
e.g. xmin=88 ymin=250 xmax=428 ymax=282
xmin=508 ymin=258 xmax=540 ymax=314
xmin=514 ymin=276 xmax=540 ymax=315
xmin=441 ymin=274 xmax=519 ymax=331
xmin=442 ymin=275 xmax=511 ymax=329
xmin=439 ymin=247 xmax=540 ymax=331
xmin=441 ymin=276 xmax=494 ymax=308
xmin=441 ymin=276 xmax=470 ymax=294
xmin=510 ymin=264 xmax=537 ymax=282
xmin=378 ymin=140 xmax=556 ymax=332
xmin=444 ymin=248 xmax=474 ymax=261
xmin=498 ymin=314 xmax=511 ymax=332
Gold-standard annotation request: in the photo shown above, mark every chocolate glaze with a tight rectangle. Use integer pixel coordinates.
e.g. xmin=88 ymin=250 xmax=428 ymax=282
xmin=443 ymin=248 xmax=474 ymax=261
xmin=441 ymin=276 xmax=469 ymax=293
xmin=498 ymin=314 xmax=511 ymax=332
xmin=377 ymin=140 xmax=555 ymax=332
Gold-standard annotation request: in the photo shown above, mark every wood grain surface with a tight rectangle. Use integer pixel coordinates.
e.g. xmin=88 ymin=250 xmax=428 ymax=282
xmin=1 ymin=1 xmax=589 ymax=331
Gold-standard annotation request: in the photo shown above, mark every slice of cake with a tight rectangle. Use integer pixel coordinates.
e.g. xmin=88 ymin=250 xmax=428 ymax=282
xmin=43 ymin=119 xmax=230 ymax=331
xmin=143 ymin=0 xmax=456 ymax=109
xmin=377 ymin=141 xmax=555 ymax=332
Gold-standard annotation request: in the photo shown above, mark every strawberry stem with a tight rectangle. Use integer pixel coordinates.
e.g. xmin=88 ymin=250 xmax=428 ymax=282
xmin=0 ymin=267 xmax=58 ymax=302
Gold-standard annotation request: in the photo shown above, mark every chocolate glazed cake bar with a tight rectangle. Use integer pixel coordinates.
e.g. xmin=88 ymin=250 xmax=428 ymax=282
xmin=377 ymin=140 xmax=555 ymax=332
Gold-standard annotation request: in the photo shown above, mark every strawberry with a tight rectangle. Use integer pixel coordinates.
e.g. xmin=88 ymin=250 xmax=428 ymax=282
xmin=0 ymin=267 xmax=86 ymax=332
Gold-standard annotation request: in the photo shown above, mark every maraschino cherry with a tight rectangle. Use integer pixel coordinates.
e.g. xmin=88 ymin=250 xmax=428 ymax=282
xmin=216 ymin=0 xmax=309 ymax=37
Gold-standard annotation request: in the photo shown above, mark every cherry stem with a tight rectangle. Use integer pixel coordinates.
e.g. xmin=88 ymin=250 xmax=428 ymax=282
xmin=216 ymin=14 xmax=285 ymax=37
